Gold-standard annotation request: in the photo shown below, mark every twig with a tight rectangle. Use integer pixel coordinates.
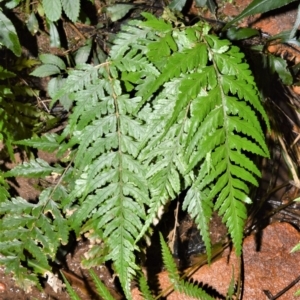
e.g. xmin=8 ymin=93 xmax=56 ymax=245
xmin=263 ymin=274 xmax=300 ymax=299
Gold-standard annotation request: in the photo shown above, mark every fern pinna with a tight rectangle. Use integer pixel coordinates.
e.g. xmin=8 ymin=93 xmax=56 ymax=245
xmin=0 ymin=12 xmax=269 ymax=298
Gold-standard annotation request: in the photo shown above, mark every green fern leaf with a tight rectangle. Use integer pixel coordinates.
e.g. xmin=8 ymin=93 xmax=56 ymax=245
xmin=0 ymin=256 xmax=40 ymax=291
xmin=54 ymin=63 xmax=150 ymax=298
xmin=0 ymin=186 xmax=69 ymax=289
xmin=5 ymin=158 xmax=63 ymax=178
xmin=160 ymin=233 xmax=214 ymax=300
xmin=109 ymin=20 xmax=152 ymax=60
xmin=89 ymin=269 xmax=115 ymax=300
xmin=177 ymin=280 xmax=215 ymax=300
xmin=136 ymin=84 xmax=192 ymax=241
xmin=142 ymin=12 xmax=173 ymax=31
xmin=0 ymin=84 xmax=40 ymax=160
xmin=183 ymin=186 xmax=213 ymax=260
xmin=61 ymin=272 xmax=81 ymax=300
xmin=0 ymin=65 xmax=16 ymax=79
xmin=138 ymin=272 xmax=155 ymax=300
xmin=15 ymin=133 xmax=61 ymax=152
xmin=147 ymin=32 xmax=177 ymax=67
xmin=159 ymin=232 xmax=179 ymax=283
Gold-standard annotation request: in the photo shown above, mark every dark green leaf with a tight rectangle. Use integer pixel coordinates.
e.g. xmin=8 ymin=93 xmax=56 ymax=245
xmin=223 ymin=0 xmax=299 ymax=30
xmin=90 ymin=269 xmax=115 ymax=300
xmin=226 ymin=27 xmax=259 ymax=40
xmin=48 ymin=21 xmax=61 ymax=48
xmin=206 ymin=0 xmax=217 ymax=15
xmin=266 ymin=54 xmax=293 ymax=85
xmin=169 ymin=0 xmax=187 ymax=11
xmin=106 ymin=4 xmax=135 ymax=22
xmin=61 ymin=272 xmax=81 ymax=300
xmin=39 ymin=54 xmax=66 ymax=70
xmin=0 ymin=66 xmax=15 ymax=80
xmin=75 ymin=39 xmax=92 ymax=64
xmin=48 ymin=77 xmax=73 ymax=110
xmin=0 ymin=10 xmax=21 ymax=56
xmin=26 ymin=12 xmax=39 ymax=35
xmin=30 ymin=64 xmax=61 ymax=77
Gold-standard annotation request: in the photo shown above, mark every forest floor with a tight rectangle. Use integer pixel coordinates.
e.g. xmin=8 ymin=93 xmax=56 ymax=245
xmin=2 ymin=0 xmax=300 ymax=299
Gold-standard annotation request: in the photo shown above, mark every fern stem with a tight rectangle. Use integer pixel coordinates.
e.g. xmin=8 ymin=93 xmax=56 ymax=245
xmin=36 ymin=157 xmax=74 ymax=220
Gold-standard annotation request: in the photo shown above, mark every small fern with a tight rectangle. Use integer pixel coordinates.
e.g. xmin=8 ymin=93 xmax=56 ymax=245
xmin=0 ymin=11 xmax=270 ymax=298
xmin=61 ymin=271 xmax=81 ymax=300
xmin=138 ymin=272 xmax=156 ymax=300
xmin=89 ymin=269 xmax=116 ymax=300
xmin=159 ymin=232 xmax=214 ymax=299
xmin=1 ymin=160 xmax=68 ymax=291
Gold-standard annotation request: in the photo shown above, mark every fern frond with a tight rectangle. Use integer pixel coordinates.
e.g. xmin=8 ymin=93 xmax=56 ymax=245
xmin=159 ymin=233 xmax=214 ymax=300
xmin=159 ymin=232 xmax=180 ymax=284
xmin=0 ymin=81 xmax=40 ymax=159
xmin=177 ymin=31 xmax=269 ymax=255
xmin=183 ymin=186 xmax=213 ymax=260
xmin=0 ymin=256 xmax=40 ymax=291
xmin=126 ymin=17 xmax=269 ymax=256
xmin=0 ymin=188 xmax=69 ymax=290
xmin=138 ymin=272 xmax=155 ymax=300
xmin=89 ymin=269 xmax=115 ymax=300
xmin=53 ymin=63 xmax=150 ymax=298
xmin=135 ymin=80 xmax=192 ymax=242
xmin=15 ymin=133 xmax=61 ymax=152
xmin=61 ymin=272 xmax=81 ymax=300
xmin=109 ymin=20 xmax=152 ymax=59
xmin=5 ymin=158 xmax=64 ymax=178
xmin=176 ymin=280 xmax=215 ymax=300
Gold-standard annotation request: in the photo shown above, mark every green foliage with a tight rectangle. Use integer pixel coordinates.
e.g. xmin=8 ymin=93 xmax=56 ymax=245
xmin=263 ymin=53 xmax=293 ymax=85
xmin=138 ymin=273 xmax=156 ymax=300
xmin=226 ymin=267 xmax=236 ymax=299
xmin=31 ymin=54 xmax=73 ymax=110
xmin=60 ymin=269 xmax=115 ymax=300
xmin=61 ymin=271 xmax=81 ymax=300
xmin=0 ymin=66 xmax=40 ymax=159
xmin=62 ymin=234 xmax=215 ymax=300
xmin=5 ymin=158 xmax=64 ymax=178
xmin=169 ymin=0 xmax=217 ymax=13
xmin=1 ymin=0 xmax=300 ymax=298
xmin=223 ymin=0 xmax=299 ymax=30
xmin=106 ymin=4 xmax=135 ymax=22
xmin=0 ymin=9 xmax=21 ymax=56
xmin=159 ymin=233 xmax=214 ymax=299
xmin=0 ymin=6 xmax=271 ymax=300
xmin=0 ymin=186 xmax=69 ymax=291
xmin=42 ymin=0 xmax=80 ymax=22
xmin=89 ymin=269 xmax=116 ymax=300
